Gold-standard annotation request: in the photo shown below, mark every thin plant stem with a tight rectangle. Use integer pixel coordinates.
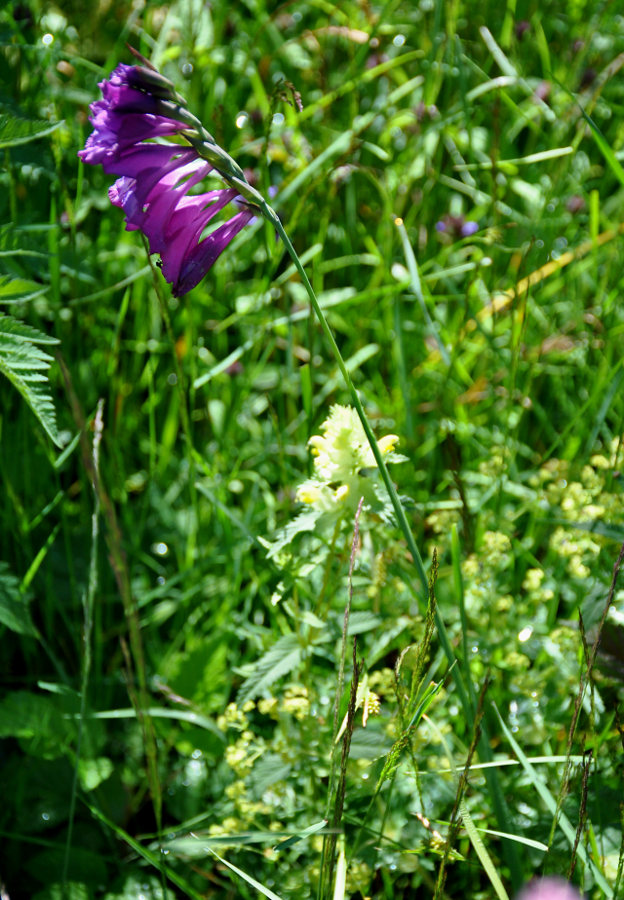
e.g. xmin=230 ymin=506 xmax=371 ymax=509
xmin=63 ymin=399 xmax=103 ymax=888
xmin=261 ymin=202 xmax=428 ymax=598
xmin=144 ymin=241 xmax=198 ymax=568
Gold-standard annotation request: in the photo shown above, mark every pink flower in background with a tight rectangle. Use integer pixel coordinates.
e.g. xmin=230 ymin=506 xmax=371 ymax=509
xmin=79 ymin=61 xmax=256 ymax=296
xmin=516 ymin=876 xmax=584 ymax=900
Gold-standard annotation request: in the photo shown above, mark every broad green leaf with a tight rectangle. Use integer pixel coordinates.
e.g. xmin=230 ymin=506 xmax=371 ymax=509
xmin=261 ymin=509 xmax=322 ymax=558
xmin=346 ymin=611 xmax=382 ymax=635
xmin=0 ymin=560 xmax=37 ymax=636
xmin=0 ymin=691 xmax=76 ymax=757
xmin=0 ymin=312 xmax=61 ymax=446
xmin=0 ymin=275 xmax=47 ymax=303
xmin=103 ymin=874 xmax=176 ymax=899
xmin=32 ymin=883 xmax=90 ymax=900
xmin=29 ymin=847 xmax=107 ymax=890
xmin=103 ymin=872 xmax=176 ymax=900
xmin=78 ymin=756 xmax=114 ymax=791
xmin=237 ymin=633 xmax=302 ymax=705
xmin=0 ymin=113 xmax=63 ymax=148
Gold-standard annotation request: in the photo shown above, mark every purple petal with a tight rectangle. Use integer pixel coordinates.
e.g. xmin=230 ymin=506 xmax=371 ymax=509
xmin=158 ymin=188 xmax=236 ymax=249
xmin=168 ymin=208 xmax=255 ymax=296
xmin=158 ymin=191 xmax=240 ymax=284
xmin=120 ymin=157 xmax=211 ymax=234
xmin=461 ymin=220 xmax=479 ymax=237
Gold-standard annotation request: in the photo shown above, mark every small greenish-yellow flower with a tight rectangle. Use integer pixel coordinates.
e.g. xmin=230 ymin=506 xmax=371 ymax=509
xmin=281 ymin=685 xmax=310 ymax=720
xmin=226 ymin=780 xmax=247 ymax=800
xmin=217 ymin=702 xmax=249 ymax=732
xmin=296 ymin=405 xmax=405 ymax=514
xmin=523 ymin=568 xmax=544 ymax=592
xmin=590 ymin=453 xmax=610 ymax=470
xmin=378 ymin=434 xmax=399 ymax=454
xmin=308 ymin=405 xmax=400 ymax=482
xmin=258 ymin=696 xmax=279 ymax=717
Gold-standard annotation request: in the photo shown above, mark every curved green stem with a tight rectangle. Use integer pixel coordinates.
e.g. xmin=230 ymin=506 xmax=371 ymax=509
xmin=256 ymin=199 xmax=475 ymax=726
xmin=259 ymin=198 xmax=430 ymax=606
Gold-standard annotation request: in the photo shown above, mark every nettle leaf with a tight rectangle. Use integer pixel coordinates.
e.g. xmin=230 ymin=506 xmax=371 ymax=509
xmin=262 ymin=508 xmax=322 ymax=559
xmin=0 ymin=113 xmax=63 ymax=149
xmin=0 ymin=275 xmax=47 ymax=303
xmin=0 ymin=313 xmax=61 ymax=446
xmin=0 ymin=560 xmax=37 ymax=636
xmin=237 ymin=633 xmax=302 ymax=705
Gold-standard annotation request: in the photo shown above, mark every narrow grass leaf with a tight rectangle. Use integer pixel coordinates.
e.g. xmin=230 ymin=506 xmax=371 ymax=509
xmin=458 ymin=799 xmax=510 ymax=900
xmin=576 ymin=106 xmax=624 ymax=189
xmin=476 ymin=828 xmax=548 ymax=852
xmin=273 ymin=818 xmax=328 ymax=852
xmin=332 ymin=835 xmax=346 ymax=900
xmin=494 ymin=704 xmax=614 ymax=897
xmin=85 ymin=804 xmax=205 ymax=900
xmin=207 ymin=847 xmax=285 ymax=900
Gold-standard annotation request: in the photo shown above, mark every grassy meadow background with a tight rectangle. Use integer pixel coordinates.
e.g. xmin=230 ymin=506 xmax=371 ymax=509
xmin=1 ymin=0 xmax=624 ymax=897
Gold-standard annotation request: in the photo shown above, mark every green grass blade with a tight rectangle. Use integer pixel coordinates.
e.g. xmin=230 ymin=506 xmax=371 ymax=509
xmin=458 ymin=799 xmax=510 ymax=900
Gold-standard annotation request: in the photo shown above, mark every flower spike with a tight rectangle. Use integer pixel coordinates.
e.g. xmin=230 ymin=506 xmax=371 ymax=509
xmin=79 ymin=59 xmax=262 ymax=295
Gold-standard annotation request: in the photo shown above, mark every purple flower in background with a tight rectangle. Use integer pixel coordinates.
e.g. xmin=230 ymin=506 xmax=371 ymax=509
xmin=79 ymin=61 xmax=257 ymax=296
xmin=515 ymin=876 xmax=584 ymax=900
xmin=435 ymin=214 xmax=479 ymax=239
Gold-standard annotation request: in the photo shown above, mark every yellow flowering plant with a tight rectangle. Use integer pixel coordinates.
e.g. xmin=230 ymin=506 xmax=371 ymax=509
xmin=263 ymin=405 xmax=407 ymax=560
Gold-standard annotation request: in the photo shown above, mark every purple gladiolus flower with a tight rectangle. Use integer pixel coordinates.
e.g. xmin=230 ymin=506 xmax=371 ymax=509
xmin=79 ymin=61 xmax=258 ymax=296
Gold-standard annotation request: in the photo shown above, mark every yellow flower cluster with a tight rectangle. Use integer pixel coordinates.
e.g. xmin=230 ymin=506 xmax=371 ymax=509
xmin=296 ymin=404 xmax=401 ymax=511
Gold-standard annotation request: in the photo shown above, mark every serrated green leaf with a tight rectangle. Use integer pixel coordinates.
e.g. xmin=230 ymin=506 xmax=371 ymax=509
xmin=0 ymin=691 xmax=76 ymax=757
xmin=237 ymin=633 xmax=302 ymax=705
xmin=264 ymin=509 xmax=322 ymax=558
xmin=0 ymin=312 xmax=61 ymax=446
xmin=0 ymin=560 xmax=37 ymax=636
xmin=32 ymin=883 xmax=91 ymax=900
xmin=0 ymin=113 xmax=63 ymax=148
xmin=0 ymin=274 xmax=47 ymax=303
xmin=346 ymin=611 xmax=382 ymax=635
